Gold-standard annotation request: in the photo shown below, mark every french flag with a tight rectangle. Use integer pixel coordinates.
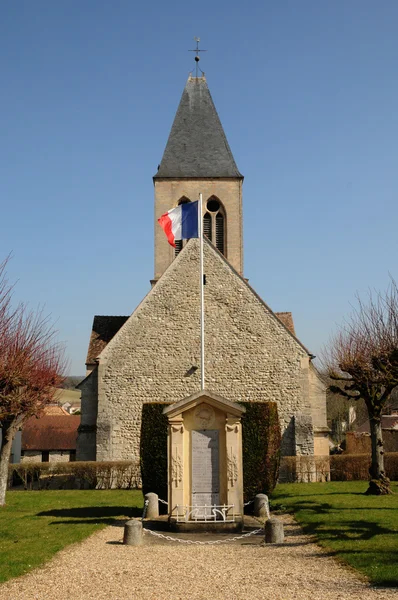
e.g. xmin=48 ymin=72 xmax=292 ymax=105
xmin=158 ymin=201 xmax=199 ymax=248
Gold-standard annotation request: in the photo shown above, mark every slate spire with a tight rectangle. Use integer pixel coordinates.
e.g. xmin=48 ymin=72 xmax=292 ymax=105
xmin=154 ymin=76 xmax=242 ymax=179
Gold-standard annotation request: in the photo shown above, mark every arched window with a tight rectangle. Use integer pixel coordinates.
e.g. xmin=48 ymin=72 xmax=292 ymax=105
xmin=175 ymin=197 xmax=190 ymax=257
xmin=203 ymin=212 xmax=212 ymax=241
xmin=203 ymin=196 xmax=226 ymax=256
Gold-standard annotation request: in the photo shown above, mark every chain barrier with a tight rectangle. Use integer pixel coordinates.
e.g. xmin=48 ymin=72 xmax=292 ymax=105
xmin=143 ymin=527 xmax=263 ymax=545
xmin=158 ymin=498 xmax=168 ymax=505
xmin=243 ymin=499 xmax=254 ymax=506
xmin=142 ymin=499 xmax=149 ymax=520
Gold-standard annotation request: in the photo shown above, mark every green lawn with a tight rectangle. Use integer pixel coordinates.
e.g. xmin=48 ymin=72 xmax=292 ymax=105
xmin=271 ymin=481 xmax=398 ymax=587
xmin=2 ymin=485 xmax=398 ymax=588
xmin=0 ymin=490 xmax=143 ymax=583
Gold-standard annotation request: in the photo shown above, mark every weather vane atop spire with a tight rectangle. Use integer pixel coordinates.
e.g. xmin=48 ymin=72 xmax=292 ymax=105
xmin=189 ymin=37 xmax=207 ymax=77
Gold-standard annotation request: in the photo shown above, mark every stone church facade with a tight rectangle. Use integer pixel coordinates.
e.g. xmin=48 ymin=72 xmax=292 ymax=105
xmin=76 ymin=75 xmax=329 ymax=465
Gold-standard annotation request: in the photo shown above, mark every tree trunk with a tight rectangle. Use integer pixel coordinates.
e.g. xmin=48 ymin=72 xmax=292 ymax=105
xmin=366 ymin=417 xmax=391 ymax=495
xmin=0 ymin=420 xmax=18 ymax=506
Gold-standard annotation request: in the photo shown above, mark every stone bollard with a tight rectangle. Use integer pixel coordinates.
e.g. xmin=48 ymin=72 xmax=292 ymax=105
xmin=265 ymin=517 xmax=284 ymax=544
xmin=254 ymin=493 xmax=270 ymax=519
xmin=123 ymin=519 xmax=143 ymax=546
xmin=145 ymin=492 xmax=159 ymax=519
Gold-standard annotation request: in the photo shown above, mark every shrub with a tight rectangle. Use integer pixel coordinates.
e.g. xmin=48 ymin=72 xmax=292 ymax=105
xmin=330 ymin=453 xmax=398 ymax=481
xmin=8 ymin=461 xmax=140 ymax=490
xmin=240 ymin=401 xmax=281 ymax=500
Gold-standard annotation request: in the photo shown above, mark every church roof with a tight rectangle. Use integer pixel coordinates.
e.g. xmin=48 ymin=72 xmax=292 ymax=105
xmin=275 ymin=312 xmax=296 ymax=336
xmin=86 ymin=315 xmax=129 ymax=365
xmin=154 ymin=76 xmax=242 ymax=179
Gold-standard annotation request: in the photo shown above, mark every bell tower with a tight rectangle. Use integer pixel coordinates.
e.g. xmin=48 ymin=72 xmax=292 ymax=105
xmin=153 ymin=74 xmax=244 ymax=281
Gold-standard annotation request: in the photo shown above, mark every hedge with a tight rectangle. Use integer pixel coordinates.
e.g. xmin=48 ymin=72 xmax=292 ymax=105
xmin=8 ymin=460 xmax=140 ymax=490
xmin=330 ymin=453 xmax=398 ymax=481
xmin=279 ymin=453 xmax=398 ymax=482
xmin=240 ymin=402 xmax=281 ymax=500
xmin=139 ymin=401 xmax=282 ymax=503
xmin=140 ymin=403 xmax=170 ymax=503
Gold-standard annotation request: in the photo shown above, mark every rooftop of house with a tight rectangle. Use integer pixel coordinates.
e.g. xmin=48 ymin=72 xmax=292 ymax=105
xmin=22 ymin=415 xmax=80 ymax=451
xmin=356 ymin=415 xmax=398 ymax=433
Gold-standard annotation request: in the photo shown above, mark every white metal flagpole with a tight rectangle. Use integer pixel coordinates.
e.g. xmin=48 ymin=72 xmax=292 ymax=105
xmin=199 ymin=193 xmax=205 ymax=391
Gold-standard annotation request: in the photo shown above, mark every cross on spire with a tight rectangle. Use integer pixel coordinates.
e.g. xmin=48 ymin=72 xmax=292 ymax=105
xmin=189 ymin=37 xmax=207 ymax=77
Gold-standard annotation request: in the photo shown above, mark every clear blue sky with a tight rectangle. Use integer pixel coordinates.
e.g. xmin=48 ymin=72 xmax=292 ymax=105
xmin=1 ymin=1 xmax=398 ymax=375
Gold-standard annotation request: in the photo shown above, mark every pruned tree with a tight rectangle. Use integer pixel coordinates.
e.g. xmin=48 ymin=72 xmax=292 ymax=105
xmin=0 ymin=257 xmax=66 ymax=506
xmin=323 ymin=280 xmax=398 ymax=495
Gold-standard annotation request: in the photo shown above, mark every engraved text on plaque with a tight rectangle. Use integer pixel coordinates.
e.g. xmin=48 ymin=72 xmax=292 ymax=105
xmin=191 ymin=429 xmax=219 ymax=513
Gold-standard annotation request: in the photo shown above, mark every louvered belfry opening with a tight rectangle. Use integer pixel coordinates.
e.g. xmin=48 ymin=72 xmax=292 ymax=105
xmin=203 ymin=213 xmax=212 ymax=241
xmin=203 ymin=196 xmax=226 ymax=257
xmin=174 ymin=239 xmax=183 ymax=256
xmin=215 ymin=213 xmax=224 ymax=254
xmin=175 ymin=197 xmax=191 ymax=257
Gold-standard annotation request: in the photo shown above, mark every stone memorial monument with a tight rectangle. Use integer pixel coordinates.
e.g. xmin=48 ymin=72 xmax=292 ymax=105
xmin=163 ymin=390 xmax=245 ymax=532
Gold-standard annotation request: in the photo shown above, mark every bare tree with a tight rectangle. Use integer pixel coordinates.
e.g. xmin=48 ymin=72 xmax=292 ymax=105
xmin=323 ymin=280 xmax=398 ymax=495
xmin=0 ymin=258 xmax=66 ymax=506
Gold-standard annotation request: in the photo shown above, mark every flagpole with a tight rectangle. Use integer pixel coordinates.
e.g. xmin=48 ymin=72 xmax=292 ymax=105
xmin=199 ymin=193 xmax=205 ymax=391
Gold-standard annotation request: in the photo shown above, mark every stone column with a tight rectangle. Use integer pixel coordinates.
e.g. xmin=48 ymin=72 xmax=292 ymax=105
xmin=265 ymin=517 xmax=284 ymax=544
xmin=254 ymin=493 xmax=270 ymax=519
xmin=168 ymin=417 xmax=184 ymax=518
xmin=123 ymin=520 xmax=143 ymax=546
xmin=145 ymin=492 xmax=159 ymax=519
xmin=225 ymin=416 xmax=243 ymax=516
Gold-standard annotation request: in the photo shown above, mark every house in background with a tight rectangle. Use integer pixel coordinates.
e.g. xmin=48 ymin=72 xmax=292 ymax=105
xmin=346 ymin=412 xmax=398 ymax=454
xmin=1 ymin=388 xmax=81 ymax=464
xmin=21 ymin=408 xmax=80 ymax=463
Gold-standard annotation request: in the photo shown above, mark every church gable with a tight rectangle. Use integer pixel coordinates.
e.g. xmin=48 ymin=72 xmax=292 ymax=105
xmin=100 ymin=237 xmax=308 ymax=372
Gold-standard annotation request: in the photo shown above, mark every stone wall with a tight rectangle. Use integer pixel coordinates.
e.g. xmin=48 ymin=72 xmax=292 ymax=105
xmin=76 ymin=368 xmax=98 ymax=461
xmin=154 ymin=179 xmax=243 ymax=279
xmin=21 ymin=451 xmax=41 ymax=463
xmin=21 ymin=450 xmax=72 ymax=463
xmin=92 ymin=239 xmax=324 ymax=463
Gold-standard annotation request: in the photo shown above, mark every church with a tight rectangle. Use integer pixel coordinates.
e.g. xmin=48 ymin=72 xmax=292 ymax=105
xmin=76 ymin=72 xmax=329 ymax=467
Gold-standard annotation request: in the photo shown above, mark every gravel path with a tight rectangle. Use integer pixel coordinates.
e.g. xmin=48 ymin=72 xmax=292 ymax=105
xmin=1 ymin=515 xmax=397 ymax=600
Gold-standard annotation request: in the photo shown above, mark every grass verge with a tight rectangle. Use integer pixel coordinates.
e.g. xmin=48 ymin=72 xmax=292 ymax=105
xmin=0 ymin=490 xmax=143 ymax=583
xmin=271 ymin=481 xmax=398 ymax=587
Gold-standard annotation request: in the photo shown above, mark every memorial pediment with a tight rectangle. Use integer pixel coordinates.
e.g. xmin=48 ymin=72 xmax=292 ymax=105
xmin=163 ymin=390 xmax=245 ymax=419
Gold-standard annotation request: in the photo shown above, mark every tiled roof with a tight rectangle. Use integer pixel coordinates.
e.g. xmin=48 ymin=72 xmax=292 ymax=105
xmin=22 ymin=415 xmax=80 ymax=451
xmin=275 ymin=312 xmax=296 ymax=336
xmin=41 ymin=405 xmax=70 ymax=416
xmin=86 ymin=315 xmax=129 ymax=365
xmin=356 ymin=415 xmax=398 ymax=433
xmin=154 ymin=76 xmax=242 ymax=179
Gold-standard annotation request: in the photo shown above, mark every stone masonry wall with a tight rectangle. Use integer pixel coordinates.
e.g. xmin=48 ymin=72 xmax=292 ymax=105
xmin=21 ymin=451 xmax=72 ymax=463
xmin=76 ymin=369 xmax=98 ymax=461
xmin=97 ymin=239 xmax=315 ymax=462
xmin=154 ymin=179 xmax=243 ymax=279
xmin=308 ymin=364 xmax=327 ymax=429
xmin=21 ymin=451 xmax=41 ymax=463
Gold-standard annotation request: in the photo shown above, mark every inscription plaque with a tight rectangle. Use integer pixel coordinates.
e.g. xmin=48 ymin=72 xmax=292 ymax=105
xmin=192 ymin=430 xmax=219 ymax=513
